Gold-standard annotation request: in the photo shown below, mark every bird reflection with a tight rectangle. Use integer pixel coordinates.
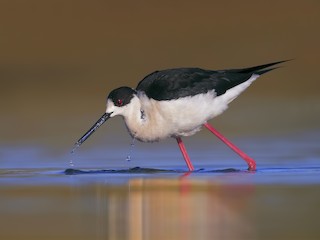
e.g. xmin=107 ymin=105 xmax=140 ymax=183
xmin=92 ymin=178 xmax=255 ymax=240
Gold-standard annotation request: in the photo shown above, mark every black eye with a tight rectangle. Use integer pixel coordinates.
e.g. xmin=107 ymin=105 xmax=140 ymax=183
xmin=116 ymin=99 xmax=123 ymax=107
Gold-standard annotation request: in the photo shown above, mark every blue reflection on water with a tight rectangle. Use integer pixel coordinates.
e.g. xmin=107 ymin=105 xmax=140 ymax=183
xmin=0 ymin=131 xmax=319 ymax=185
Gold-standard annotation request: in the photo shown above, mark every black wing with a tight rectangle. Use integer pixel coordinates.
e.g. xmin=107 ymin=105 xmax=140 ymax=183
xmin=136 ymin=60 xmax=287 ymax=101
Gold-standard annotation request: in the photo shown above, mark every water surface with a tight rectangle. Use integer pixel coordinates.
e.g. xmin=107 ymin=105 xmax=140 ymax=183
xmin=1 ymin=132 xmax=320 ymax=239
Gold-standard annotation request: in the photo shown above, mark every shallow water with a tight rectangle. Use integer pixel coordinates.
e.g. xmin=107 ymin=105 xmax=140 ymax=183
xmin=1 ymin=0 xmax=320 ymax=239
xmin=1 ymin=132 xmax=320 ymax=240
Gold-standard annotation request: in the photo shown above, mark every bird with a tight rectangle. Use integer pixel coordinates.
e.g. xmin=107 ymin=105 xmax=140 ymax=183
xmin=72 ymin=60 xmax=288 ymax=171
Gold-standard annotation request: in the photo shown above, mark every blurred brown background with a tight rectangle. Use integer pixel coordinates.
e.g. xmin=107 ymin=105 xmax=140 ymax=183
xmin=0 ymin=0 xmax=319 ymax=152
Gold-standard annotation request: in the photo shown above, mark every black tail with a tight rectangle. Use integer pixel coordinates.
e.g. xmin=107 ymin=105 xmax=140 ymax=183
xmin=236 ymin=60 xmax=291 ymax=75
xmin=212 ymin=59 xmax=291 ymax=96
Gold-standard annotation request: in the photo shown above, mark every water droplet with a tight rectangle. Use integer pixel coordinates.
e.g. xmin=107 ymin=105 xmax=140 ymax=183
xmin=71 ymin=143 xmax=80 ymax=154
xmin=69 ymin=159 xmax=74 ymax=167
xmin=125 ymin=138 xmax=135 ymax=162
xmin=69 ymin=148 xmax=77 ymax=167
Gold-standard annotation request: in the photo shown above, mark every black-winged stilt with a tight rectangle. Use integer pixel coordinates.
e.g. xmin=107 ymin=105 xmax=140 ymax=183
xmin=72 ymin=60 xmax=287 ymax=171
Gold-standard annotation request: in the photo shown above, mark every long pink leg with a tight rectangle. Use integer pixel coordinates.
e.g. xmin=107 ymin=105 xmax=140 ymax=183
xmin=176 ymin=137 xmax=195 ymax=171
xmin=204 ymin=123 xmax=256 ymax=171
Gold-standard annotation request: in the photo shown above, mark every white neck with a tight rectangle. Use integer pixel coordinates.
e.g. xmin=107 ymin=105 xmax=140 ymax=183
xmin=120 ymin=94 xmax=170 ymax=142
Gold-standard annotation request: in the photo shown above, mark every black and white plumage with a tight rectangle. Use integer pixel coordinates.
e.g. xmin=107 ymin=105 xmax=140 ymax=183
xmin=72 ymin=60 xmax=287 ymax=171
xmin=136 ymin=61 xmax=279 ymax=100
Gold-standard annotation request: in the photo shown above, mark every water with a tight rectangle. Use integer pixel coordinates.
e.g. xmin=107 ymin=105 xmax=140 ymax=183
xmin=1 ymin=0 xmax=320 ymax=238
xmin=126 ymin=138 xmax=136 ymax=162
xmin=1 ymin=131 xmax=320 ymax=239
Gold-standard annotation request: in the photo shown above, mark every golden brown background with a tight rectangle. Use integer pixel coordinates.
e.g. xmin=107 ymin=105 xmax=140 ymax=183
xmin=1 ymin=0 xmax=319 ymax=152
xmin=1 ymin=2 xmax=320 ymax=240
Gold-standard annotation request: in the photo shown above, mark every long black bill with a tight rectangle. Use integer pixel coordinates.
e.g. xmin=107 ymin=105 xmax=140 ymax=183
xmin=71 ymin=112 xmax=111 ymax=153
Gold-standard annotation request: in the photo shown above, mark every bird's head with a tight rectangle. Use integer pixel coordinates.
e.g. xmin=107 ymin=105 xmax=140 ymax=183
xmin=71 ymin=86 xmax=137 ymax=153
xmin=106 ymin=87 xmax=137 ymax=118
